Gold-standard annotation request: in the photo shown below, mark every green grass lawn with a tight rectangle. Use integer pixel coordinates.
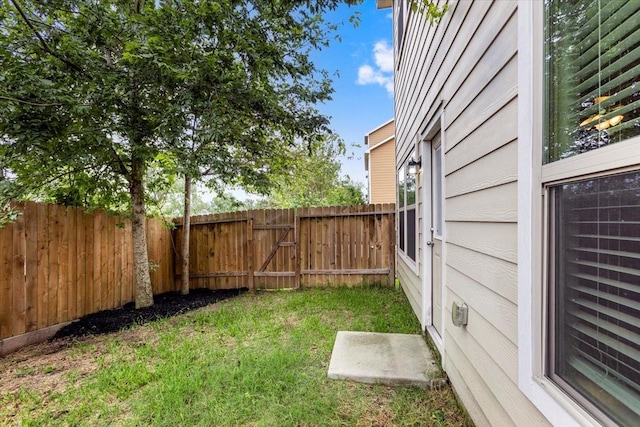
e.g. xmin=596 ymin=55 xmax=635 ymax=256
xmin=0 ymin=286 xmax=469 ymax=426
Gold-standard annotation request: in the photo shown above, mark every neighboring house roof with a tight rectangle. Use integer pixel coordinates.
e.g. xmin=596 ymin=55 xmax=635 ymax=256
xmin=364 ymin=118 xmax=395 ymax=171
xmin=376 ymin=0 xmax=392 ymax=9
xmin=365 ymin=118 xmax=394 ymax=136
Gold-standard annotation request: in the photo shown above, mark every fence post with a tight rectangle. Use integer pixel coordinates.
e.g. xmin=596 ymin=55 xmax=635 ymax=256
xmin=295 ymin=210 xmax=301 ymax=289
xmin=388 ymin=205 xmax=396 ymax=286
xmin=246 ymin=215 xmax=254 ymax=290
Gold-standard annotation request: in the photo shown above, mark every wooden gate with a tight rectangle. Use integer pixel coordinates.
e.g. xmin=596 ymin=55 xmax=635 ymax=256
xmin=250 ymin=209 xmax=297 ymax=290
xmin=174 ymin=204 xmax=395 ymax=290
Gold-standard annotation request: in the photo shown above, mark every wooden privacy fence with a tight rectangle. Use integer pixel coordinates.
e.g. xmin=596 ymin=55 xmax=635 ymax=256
xmin=174 ymin=204 xmax=396 ymax=290
xmin=0 ymin=202 xmax=174 ymax=341
xmin=1 ymin=202 xmax=394 ymax=345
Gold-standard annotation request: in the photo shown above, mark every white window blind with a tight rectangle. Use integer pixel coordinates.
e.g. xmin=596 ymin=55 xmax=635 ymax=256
xmin=396 ymin=0 xmax=405 ymax=54
xmin=549 ymin=170 xmax=640 ymax=426
xmin=406 ymin=163 xmax=416 ymax=261
xmin=398 ymin=166 xmax=406 ymax=252
xmin=545 ymin=0 xmax=640 ymax=163
xmin=397 ymin=160 xmax=416 ymax=262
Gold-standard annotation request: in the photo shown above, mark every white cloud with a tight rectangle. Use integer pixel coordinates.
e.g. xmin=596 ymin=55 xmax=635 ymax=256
xmin=357 ymin=65 xmax=393 ymax=94
xmin=373 ymin=40 xmax=394 ymax=73
xmin=356 ymin=40 xmax=394 ymax=96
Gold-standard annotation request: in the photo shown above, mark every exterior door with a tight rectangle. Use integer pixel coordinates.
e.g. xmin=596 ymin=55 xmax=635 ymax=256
xmin=430 ymin=134 xmax=443 ymax=336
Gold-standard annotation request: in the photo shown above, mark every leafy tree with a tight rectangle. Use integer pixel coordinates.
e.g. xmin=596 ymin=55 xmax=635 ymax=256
xmin=409 ymin=0 xmax=448 ymax=24
xmin=148 ymin=1 xmax=354 ymax=294
xmin=0 ymin=0 xmax=359 ymax=306
xmin=153 ymin=179 xmax=245 ymax=218
xmin=262 ymin=135 xmax=365 ymax=208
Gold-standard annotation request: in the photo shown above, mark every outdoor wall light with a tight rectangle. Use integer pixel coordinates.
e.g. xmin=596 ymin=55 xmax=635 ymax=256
xmin=407 ymin=157 xmax=421 ymax=175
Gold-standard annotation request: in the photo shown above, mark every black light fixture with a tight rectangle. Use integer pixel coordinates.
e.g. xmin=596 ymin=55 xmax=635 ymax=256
xmin=407 ymin=156 xmax=421 ymax=175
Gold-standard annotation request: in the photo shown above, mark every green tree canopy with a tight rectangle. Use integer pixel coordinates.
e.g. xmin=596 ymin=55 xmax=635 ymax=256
xmin=260 ymin=135 xmax=365 ymax=208
xmin=0 ymin=0 xmax=359 ymax=307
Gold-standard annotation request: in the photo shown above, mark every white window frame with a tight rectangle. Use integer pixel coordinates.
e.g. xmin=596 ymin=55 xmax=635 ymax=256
xmin=394 ymin=0 xmax=409 ymax=67
xmin=518 ymin=1 xmax=640 ymax=425
xmin=397 ymin=153 xmax=418 ymax=272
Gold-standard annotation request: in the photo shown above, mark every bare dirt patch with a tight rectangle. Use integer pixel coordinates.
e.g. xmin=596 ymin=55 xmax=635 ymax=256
xmin=0 ymin=335 xmax=105 ymax=396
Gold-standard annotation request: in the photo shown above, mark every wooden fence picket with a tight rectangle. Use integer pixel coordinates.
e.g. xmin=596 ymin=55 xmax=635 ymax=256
xmin=1 ymin=202 xmax=394 ymax=345
xmin=0 ymin=202 xmax=174 ymax=342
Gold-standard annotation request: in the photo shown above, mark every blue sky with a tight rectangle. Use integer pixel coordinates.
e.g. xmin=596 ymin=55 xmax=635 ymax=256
xmin=228 ymin=2 xmax=393 ymax=202
xmin=312 ymin=1 xmax=394 ymax=188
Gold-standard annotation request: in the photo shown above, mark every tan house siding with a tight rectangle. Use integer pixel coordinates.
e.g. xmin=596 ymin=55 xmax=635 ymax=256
xmin=393 ymin=1 xmax=549 ymax=426
xmin=368 ymin=140 xmax=396 ymax=204
xmin=365 ymin=120 xmax=396 ymax=204
xmin=369 ymin=121 xmax=395 ymax=145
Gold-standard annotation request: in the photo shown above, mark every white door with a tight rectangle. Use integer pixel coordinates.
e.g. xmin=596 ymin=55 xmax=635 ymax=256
xmin=429 ymin=134 xmax=444 ymax=337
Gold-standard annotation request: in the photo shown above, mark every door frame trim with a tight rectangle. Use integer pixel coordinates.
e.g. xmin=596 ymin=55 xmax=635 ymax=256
xmin=420 ymin=111 xmax=446 ymax=357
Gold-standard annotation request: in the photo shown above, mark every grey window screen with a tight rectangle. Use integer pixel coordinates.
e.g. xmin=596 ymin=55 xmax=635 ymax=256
xmin=549 ymin=170 xmax=640 ymax=425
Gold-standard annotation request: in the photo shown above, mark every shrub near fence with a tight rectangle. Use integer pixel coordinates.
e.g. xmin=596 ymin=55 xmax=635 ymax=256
xmin=0 ymin=202 xmax=174 ymax=341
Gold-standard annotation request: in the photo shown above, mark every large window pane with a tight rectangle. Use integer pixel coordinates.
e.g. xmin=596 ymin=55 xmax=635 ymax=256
xmin=544 ymin=0 xmax=640 ymax=163
xmin=406 ymin=157 xmax=416 ymax=262
xmin=549 ymin=170 xmax=640 ymax=425
xmin=398 ymin=159 xmax=417 ymax=262
xmin=399 ymin=209 xmax=405 ymax=252
xmin=398 ymin=166 xmax=406 ymax=252
xmin=398 ymin=166 xmax=406 ymax=209
xmin=407 ymin=207 xmax=416 ymax=261
xmin=406 ymin=167 xmax=416 ymax=206
xmin=433 ymin=145 xmax=443 ymax=237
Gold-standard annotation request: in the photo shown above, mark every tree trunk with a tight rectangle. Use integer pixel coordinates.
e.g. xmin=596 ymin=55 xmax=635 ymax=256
xmin=130 ymin=160 xmax=154 ymax=309
xmin=181 ymin=175 xmax=192 ymax=295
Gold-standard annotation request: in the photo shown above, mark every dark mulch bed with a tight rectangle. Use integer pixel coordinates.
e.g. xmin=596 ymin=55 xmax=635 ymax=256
xmin=53 ymin=288 xmax=248 ymax=339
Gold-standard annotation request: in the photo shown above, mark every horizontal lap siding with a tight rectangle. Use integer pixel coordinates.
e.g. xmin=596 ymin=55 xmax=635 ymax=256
xmin=369 ymin=141 xmax=397 ymax=204
xmin=397 ymin=257 xmax=421 ymax=321
xmin=394 ymin=0 xmax=454 ymax=327
xmin=445 ymin=297 xmax=547 ymax=426
xmin=395 ymin=0 xmax=548 ymax=425
xmin=447 ymin=244 xmax=517 ymax=305
xmin=368 ymin=121 xmax=395 ymax=145
xmin=446 ymin=140 xmax=518 ymax=197
xmin=446 ymin=182 xmax=517 ymax=222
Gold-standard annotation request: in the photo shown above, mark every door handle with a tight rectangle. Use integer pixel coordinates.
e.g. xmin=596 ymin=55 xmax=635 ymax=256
xmin=426 ymin=241 xmax=434 ymax=246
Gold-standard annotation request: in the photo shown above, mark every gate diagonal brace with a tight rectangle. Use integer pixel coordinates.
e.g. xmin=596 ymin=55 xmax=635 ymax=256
xmin=258 ymin=226 xmax=292 ymax=272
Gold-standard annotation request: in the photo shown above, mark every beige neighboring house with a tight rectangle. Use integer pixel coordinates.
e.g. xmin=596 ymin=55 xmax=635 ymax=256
xmin=364 ymin=119 xmax=396 ymax=204
xmin=380 ymin=0 xmax=640 ymax=426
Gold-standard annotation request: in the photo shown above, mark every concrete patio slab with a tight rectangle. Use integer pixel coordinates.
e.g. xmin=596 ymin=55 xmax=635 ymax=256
xmin=328 ymin=331 xmax=438 ymax=389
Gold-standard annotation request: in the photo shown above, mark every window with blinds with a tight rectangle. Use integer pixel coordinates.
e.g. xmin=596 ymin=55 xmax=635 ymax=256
xmin=398 ymin=166 xmax=406 ymax=252
xmin=396 ymin=0 xmax=405 ymax=56
xmin=544 ymin=1 xmax=640 ymax=424
xmin=549 ymin=171 xmax=640 ymax=426
xmin=544 ymin=0 xmax=640 ymax=163
xmin=397 ymin=160 xmax=416 ymax=263
xmin=406 ymin=164 xmax=416 ymax=261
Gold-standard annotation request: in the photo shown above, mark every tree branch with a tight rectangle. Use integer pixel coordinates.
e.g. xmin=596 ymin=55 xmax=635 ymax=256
xmin=0 ymin=95 xmax=62 ymax=107
xmin=108 ymin=143 xmax=131 ymax=179
xmin=9 ymin=0 xmax=85 ymax=74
